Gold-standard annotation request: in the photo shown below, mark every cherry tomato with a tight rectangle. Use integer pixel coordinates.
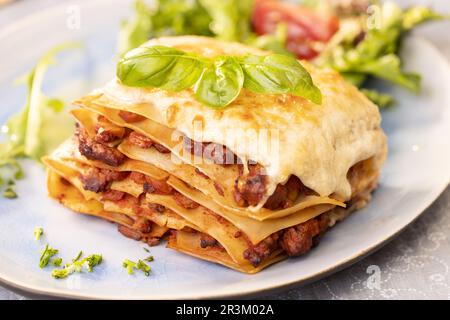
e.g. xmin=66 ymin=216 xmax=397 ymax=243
xmin=252 ymin=0 xmax=339 ymax=59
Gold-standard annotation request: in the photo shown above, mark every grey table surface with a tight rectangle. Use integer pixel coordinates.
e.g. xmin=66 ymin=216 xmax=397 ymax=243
xmin=0 ymin=0 xmax=449 ymax=300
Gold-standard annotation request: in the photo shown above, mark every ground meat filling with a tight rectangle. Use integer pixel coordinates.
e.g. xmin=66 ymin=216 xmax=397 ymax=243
xmin=199 ymin=233 xmax=218 ymax=248
xmin=183 ymin=137 xmax=237 ymax=165
xmin=128 ymin=130 xmax=171 ymax=153
xmin=279 ymin=219 xmax=320 ymax=256
xmin=94 ymin=115 xmax=125 ymax=143
xmin=101 ymin=189 xmax=126 ymax=201
xmin=243 ymin=232 xmax=281 ymax=267
xmin=243 ymin=217 xmax=328 ymax=267
xmin=117 ymin=218 xmax=153 ymax=241
xmin=80 ymin=167 xmax=128 ymax=193
xmin=127 ymin=131 xmax=309 ymax=210
xmin=173 ymin=191 xmax=200 ymax=209
xmin=234 ymin=166 xmax=309 ymax=209
xmin=77 ymin=125 xmax=126 ymax=167
xmin=128 ymin=131 xmax=154 ymax=148
xmin=118 ymin=110 xmax=146 ymax=123
xmin=128 ymin=172 xmax=199 ymax=209
xmin=129 ymin=172 xmax=173 ymax=195
xmin=234 ymin=164 xmax=267 ymax=207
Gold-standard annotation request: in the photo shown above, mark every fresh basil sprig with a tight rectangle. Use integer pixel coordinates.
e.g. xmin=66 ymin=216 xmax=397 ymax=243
xmin=117 ymin=46 xmax=206 ymax=91
xmin=117 ymin=45 xmax=322 ymax=108
xmin=194 ymin=56 xmax=244 ymax=108
xmin=238 ymin=54 xmax=322 ymax=105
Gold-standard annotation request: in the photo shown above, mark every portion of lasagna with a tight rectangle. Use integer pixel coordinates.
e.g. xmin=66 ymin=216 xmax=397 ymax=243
xmin=43 ymin=36 xmax=387 ymax=273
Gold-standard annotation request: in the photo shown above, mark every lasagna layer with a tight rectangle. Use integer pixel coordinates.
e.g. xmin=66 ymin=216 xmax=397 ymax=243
xmin=74 ymin=36 xmax=387 ymax=210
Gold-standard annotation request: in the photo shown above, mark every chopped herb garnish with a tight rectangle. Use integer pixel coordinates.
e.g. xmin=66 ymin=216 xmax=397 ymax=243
xmin=39 ymin=244 xmax=59 ymax=268
xmin=143 ymin=255 xmax=154 ymax=262
xmin=143 ymin=247 xmax=150 ymax=253
xmin=122 ymin=259 xmax=137 ymax=275
xmin=51 ymin=253 xmax=102 ymax=279
xmin=34 ymin=227 xmax=43 ymax=241
xmin=3 ymin=187 xmax=18 ymax=199
xmin=137 ymin=260 xmax=151 ymax=276
xmin=85 ymin=254 xmax=103 ymax=272
xmin=52 ymin=257 xmax=63 ymax=267
xmin=73 ymin=250 xmax=83 ymax=262
xmin=123 ymin=257 xmax=152 ymax=276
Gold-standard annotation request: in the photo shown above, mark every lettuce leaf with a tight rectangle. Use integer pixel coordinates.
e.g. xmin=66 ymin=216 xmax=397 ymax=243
xmin=360 ymin=89 xmax=395 ymax=108
xmin=199 ymin=0 xmax=254 ymax=41
xmin=0 ymin=42 xmax=80 ymax=195
xmin=119 ymin=0 xmax=264 ymax=56
xmin=318 ymin=1 xmax=443 ymax=98
xmin=119 ymin=0 xmax=213 ymax=56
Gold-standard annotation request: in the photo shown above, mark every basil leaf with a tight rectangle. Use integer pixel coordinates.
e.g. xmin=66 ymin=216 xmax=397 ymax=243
xmin=117 ymin=45 xmax=205 ymax=91
xmin=194 ymin=57 xmax=244 ymax=108
xmin=239 ymin=54 xmax=322 ymax=104
xmin=117 ymin=45 xmax=321 ymax=108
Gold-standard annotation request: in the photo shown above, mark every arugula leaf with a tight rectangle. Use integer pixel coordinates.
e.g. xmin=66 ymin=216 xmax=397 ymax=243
xmin=317 ymin=1 xmax=443 ymax=102
xmin=0 ymin=42 xmax=80 ymax=196
xmin=348 ymin=54 xmax=421 ymax=93
xmin=117 ymin=45 xmax=205 ymax=90
xmin=239 ymin=54 xmax=322 ymax=104
xmin=402 ymin=6 xmax=444 ymax=30
xmin=194 ymin=57 xmax=244 ymax=108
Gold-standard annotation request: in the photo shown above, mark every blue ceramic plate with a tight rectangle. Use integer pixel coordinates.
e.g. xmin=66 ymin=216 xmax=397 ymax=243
xmin=0 ymin=0 xmax=449 ymax=299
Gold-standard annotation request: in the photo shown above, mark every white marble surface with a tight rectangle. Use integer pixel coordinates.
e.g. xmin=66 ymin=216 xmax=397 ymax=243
xmin=0 ymin=0 xmax=449 ymax=300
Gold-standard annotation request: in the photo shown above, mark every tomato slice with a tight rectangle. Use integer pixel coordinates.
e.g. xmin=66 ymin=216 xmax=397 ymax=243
xmin=252 ymin=0 xmax=339 ymax=59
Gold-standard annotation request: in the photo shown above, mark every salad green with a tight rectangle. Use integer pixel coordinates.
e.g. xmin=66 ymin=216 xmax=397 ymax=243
xmin=0 ymin=43 xmax=80 ymax=197
xmin=318 ymin=2 xmax=443 ymax=102
xmin=118 ymin=0 xmax=288 ymax=56
xmin=51 ymin=253 xmax=103 ymax=279
xmin=118 ymin=0 xmax=444 ymax=107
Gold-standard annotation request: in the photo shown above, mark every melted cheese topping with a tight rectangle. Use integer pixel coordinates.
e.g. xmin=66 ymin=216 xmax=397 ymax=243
xmin=97 ymin=36 xmax=386 ymax=202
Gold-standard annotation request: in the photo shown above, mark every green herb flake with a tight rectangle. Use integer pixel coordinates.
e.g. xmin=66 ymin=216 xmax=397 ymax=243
xmin=73 ymin=250 xmax=83 ymax=262
xmin=39 ymin=244 xmax=59 ymax=268
xmin=143 ymin=247 xmax=150 ymax=253
xmin=52 ymin=257 xmax=63 ymax=267
xmin=34 ymin=227 xmax=43 ymax=241
xmin=122 ymin=259 xmax=138 ymax=275
xmin=3 ymin=187 xmax=18 ymax=199
xmin=85 ymin=254 xmax=103 ymax=272
xmin=51 ymin=253 xmax=102 ymax=279
xmin=144 ymin=255 xmax=154 ymax=262
xmin=123 ymin=258 xmax=152 ymax=276
xmin=137 ymin=260 xmax=151 ymax=276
